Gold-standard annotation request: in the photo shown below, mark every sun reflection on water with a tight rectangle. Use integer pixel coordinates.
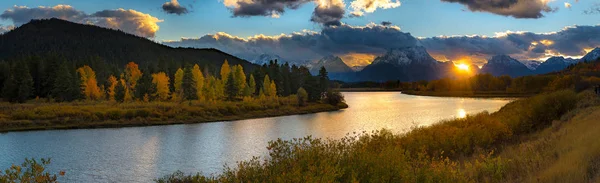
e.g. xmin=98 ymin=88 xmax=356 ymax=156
xmin=457 ymin=109 xmax=467 ymax=118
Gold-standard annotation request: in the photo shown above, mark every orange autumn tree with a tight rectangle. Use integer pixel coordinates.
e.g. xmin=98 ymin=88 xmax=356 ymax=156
xmin=220 ymin=60 xmax=231 ymax=82
xmin=124 ymin=62 xmax=142 ymax=100
xmin=152 ymin=72 xmax=171 ymax=101
xmin=76 ymin=65 xmax=102 ymax=100
xmin=107 ymin=75 xmax=118 ymax=101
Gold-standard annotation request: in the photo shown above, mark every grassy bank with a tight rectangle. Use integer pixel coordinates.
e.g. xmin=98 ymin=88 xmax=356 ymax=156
xmin=155 ymin=90 xmax=600 ymax=182
xmin=0 ymin=96 xmax=348 ymax=133
xmin=401 ymin=90 xmax=534 ymax=98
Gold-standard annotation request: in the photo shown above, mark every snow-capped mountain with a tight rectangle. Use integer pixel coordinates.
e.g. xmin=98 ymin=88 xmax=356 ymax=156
xmin=357 ymin=46 xmax=449 ymax=82
xmin=251 ymin=54 xmax=284 ymax=65
xmin=480 ymin=55 xmax=533 ymax=77
xmin=536 ymin=56 xmax=580 ymax=74
xmin=371 ymin=46 xmax=438 ymax=66
xmin=351 ymin=65 xmax=366 ymax=71
xmin=581 ymin=47 xmax=600 ymax=62
xmin=520 ymin=60 xmax=542 ymax=70
xmin=308 ymin=55 xmax=354 ymax=74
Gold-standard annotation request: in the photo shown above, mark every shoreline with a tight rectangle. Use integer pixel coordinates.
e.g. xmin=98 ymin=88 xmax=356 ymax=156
xmin=338 ymin=88 xmax=534 ymax=98
xmin=0 ymin=102 xmax=348 ymax=133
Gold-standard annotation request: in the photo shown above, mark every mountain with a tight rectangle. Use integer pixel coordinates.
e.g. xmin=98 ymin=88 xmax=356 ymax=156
xmin=0 ymin=18 xmax=255 ymax=71
xmin=357 ymin=46 xmax=451 ymax=82
xmin=536 ymin=56 xmax=580 ymax=74
xmin=480 ymin=55 xmax=533 ymax=77
xmin=520 ymin=60 xmax=542 ymax=70
xmin=581 ymin=48 xmax=600 ymax=62
xmin=351 ymin=65 xmax=366 ymax=72
xmin=308 ymin=55 xmax=354 ymax=73
xmin=251 ymin=54 xmax=284 ymax=66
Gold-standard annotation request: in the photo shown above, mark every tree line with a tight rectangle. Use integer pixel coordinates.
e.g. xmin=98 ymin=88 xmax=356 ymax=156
xmin=0 ymin=56 xmax=340 ymax=104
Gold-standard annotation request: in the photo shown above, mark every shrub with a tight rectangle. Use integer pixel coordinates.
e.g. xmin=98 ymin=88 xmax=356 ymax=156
xmin=324 ymin=90 xmax=344 ymax=106
xmin=0 ymin=158 xmax=64 ymax=183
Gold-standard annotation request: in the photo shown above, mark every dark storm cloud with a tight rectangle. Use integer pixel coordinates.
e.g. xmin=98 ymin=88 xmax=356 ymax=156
xmin=381 ymin=21 xmax=392 ymax=26
xmin=311 ymin=0 xmax=345 ymax=26
xmin=440 ymin=0 xmax=555 ymax=18
xmin=0 ymin=5 xmax=163 ymax=38
xmin=225 ymin=0 xmax=312 ymax=17
xmin=162 ymin=0 xmax=189 ymax=15
xmin=163 ymin=23 xmax=417 ymax=62
xmin=420 ymin=25 xmax=600 ymax=64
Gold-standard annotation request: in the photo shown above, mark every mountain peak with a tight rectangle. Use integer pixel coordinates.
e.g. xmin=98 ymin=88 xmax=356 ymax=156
xmin=372 ymin=46 xmax=437 ymax=66
xmin=309 ymin=55 xmax=353 ymax=73
xmin=252 ymin=54 xmax=283 ymax=65
xmin=581 ymin=47 xmax=600 ymax=62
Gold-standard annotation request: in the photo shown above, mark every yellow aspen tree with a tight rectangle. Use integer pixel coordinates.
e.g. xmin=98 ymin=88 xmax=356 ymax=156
xmin=107 ymin=75 xmax=118 ymax=101
xmin=248 ymin=74 xmax=256 ymax=96
xmin=220 ymin=60 xmax=231 ymax=82
xmin=173 ymin=68 xmax=184 ymax=100
xmin=76 ymin=65 xmax=102 ymax=100
xmin=262 ymin=75 xmax=272 ymax=96
xmin=269 ymin=80 xmax=277 ymax=97
xmin=192 ymin=64 xmax=204 ymax=99
xmin=124 ymin=62 xmax=142 ymax=95
xmin=233 ymin=65 xmax=246 ymax=96
xmin=151 ymin=72 xmax=171 ymax=101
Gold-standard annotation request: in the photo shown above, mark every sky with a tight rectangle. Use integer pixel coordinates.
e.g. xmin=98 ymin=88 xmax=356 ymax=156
xmin=1 ymin=0 xmax=599 ymax=66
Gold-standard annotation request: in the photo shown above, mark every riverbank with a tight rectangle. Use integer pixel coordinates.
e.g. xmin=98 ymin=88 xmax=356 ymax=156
xmin=155 ymin=90 xmax=600 ymax=182
xmin=401 ymin=90 xmax=534 ymax=98
xmin=0 ymin=97 xmax=348 ymax=133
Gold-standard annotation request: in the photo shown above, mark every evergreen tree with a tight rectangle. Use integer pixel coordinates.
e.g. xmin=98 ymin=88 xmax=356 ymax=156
xmin=318 ymin=66 xmax=329 ymax=99
xmin=303 ymin=75 xmax=320 ymax=102
xmin=52 ymin=62 xmax=79 ymax=102
xmin=135 ymin=71 xmax=153 ymax=101
xmin=1 ymin=63 xmax=34 ymax=103
xmin=182 ymin=66 xmax=198 ymax=100
xmin=114 ymin=80 xmax=126 ymax=103
xmin=225 ymin=72 xmax=237 ymax=101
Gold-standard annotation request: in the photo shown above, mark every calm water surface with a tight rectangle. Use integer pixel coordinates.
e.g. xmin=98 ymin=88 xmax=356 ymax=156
xmin=0 ymin=92 xmax=513 ymax=182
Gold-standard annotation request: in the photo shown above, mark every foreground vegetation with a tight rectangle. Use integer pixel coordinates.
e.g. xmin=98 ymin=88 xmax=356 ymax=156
xmin=152 ymin=89 xmax=600 ymax=182
xmin=0 ymin=96 xmax=347 ymax=132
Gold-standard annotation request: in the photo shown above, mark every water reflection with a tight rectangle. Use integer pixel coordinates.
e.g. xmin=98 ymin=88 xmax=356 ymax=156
xmin=457 ymin=109 xmax=467 ymax=118
xmin=0 ymin=92 xmax=514 ymax=182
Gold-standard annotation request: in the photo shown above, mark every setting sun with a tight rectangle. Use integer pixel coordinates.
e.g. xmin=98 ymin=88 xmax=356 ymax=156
xmin=456 ymin=63 xmax=470 ymax=71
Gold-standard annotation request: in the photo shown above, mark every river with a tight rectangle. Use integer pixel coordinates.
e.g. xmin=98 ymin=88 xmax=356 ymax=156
xmin=0 ymin=92 xmax=514 ymax=182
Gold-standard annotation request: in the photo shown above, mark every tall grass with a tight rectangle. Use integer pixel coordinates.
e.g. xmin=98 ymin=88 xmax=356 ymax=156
xmin=156 ymin=90 xmax=596 ymax=182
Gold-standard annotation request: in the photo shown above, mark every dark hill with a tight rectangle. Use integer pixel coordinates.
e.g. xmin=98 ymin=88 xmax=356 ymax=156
xmin=0 ymin=18 xmax=255 ymax=71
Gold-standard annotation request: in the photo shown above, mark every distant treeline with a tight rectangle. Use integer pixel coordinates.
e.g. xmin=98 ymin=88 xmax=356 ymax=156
xmin=340 ymin=60 xmax=600 ymax=94
xmin=0 ymin=55 xmax=340 ymax=104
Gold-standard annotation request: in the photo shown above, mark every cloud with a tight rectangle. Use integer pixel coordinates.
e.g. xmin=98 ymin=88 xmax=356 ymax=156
xmin=224 ymin=0 xmax=312 ymax=18
xmin=440 ymin=0 xmax=555 ymax=18
xmin=162 ymin=0 xmax=189 ymax=15
xmin=381 ymin=21 xmax=392 ymax=26
xmin=350 ymin=0 xmax=401 ymax=17
xmin=584 ymin=3 xmax=600 ymax=14
xmin=420 ymin=25 xmax=600 ymax=65
xmin=564 ymin=2 xmax=571 ymax=9
xmin=311 ymin=0 xmax=345 ymax=26
xmin=164 ymin=23 xmax=418 ymax=63
xmin=0 ymin=5 xmax=162 ymax=38
xmin=0 ymin=24 xmax=15 ymax=34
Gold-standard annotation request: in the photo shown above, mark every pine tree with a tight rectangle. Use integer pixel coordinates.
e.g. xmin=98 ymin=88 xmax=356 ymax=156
xmin=182 ymin=66 xmax=198 ymax=100
xmin=1 ymin=63 xmax=33 ymax=103
xmin=114 ymin=80 xmax=126 ymax=103
xmin=225 ymin=72 xmax=237 ymax=101
xmin=52 ymin=62 xmax=79 ymax=102
xmin=318 ymin=66 xmax=329 ymax=99
xmin=135 ymin=72 xmax=153 ymax=101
